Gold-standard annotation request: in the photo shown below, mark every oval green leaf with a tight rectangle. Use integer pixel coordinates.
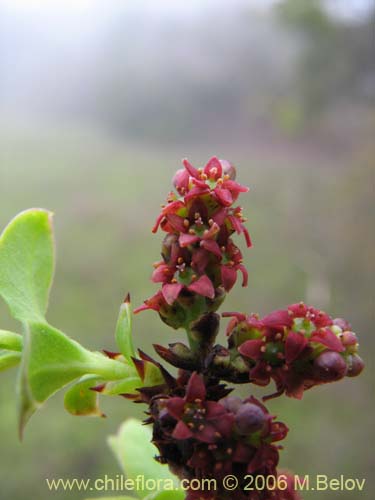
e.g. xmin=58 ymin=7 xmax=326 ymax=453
xmin=0 ymin=209 xmax=54 ymax=323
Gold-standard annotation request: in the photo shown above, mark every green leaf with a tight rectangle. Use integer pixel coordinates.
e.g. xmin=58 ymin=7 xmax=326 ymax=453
xmin=0 ymin=350 xmax=21 ymax=371
xmin=100 ymin=377 xmax=141 ymax=396
xmin=0 ymin=209 xmax=54 ymax=323
xmin=108 ymin=419 xmax=180 ymax=499
xmin=64 ymin=375 xmax=104 ymax=417
xmin=115 ymin=295 xmax=136 ymax=363
xmin=18 ymin=321 xmax=140 ymax=435
xmin=0 ymin=330 xmax=23 ymax=351
xmin=142 ymin=361 xmax=165 ymax=388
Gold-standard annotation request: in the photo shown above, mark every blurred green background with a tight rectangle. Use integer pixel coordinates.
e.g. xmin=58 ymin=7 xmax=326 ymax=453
xmin=0 ymin=0 xmax=374 ymax=499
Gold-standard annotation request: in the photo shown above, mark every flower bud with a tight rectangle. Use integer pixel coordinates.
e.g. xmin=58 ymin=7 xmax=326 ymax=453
xmin=333 ymin=317 xmax=351 ymax=331
xmin=235 ymin=402 xmax=266 ymax=434
xmin=219 ymin=395 xmax=242 ymax=414
xmin=346 ymin=354 xmax=365 ymax=377
xmin=220 ymin=159 xmax=236 ymax=180
xmin=172 ymin=168 xmax=190 ymax=194
xmin=313 ymin=351 xmax=347 ymax=381
xmin=341 ymin=331 xmax=358 ymax=347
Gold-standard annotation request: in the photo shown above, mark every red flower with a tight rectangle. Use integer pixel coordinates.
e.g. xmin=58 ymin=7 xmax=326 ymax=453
xmin=220 ymin=240 xmax=248 ymax=291
xmin=225 ymin=303 xmax=364 ymax=399
xmin=166 ymin=372 xmax=234 ymax=443
xmin=138 ymin=157 xmax=252 ymax=319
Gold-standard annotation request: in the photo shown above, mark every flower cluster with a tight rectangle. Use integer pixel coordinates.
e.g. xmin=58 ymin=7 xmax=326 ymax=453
xmin=150 ymin=372 xmax=299 ymax=500
xmin=135 ymin=157 xmax=251 ymax=329
xmin=130 ymin=158 xmax=364 ymax=500
xmin=224 ymin=303 xmax=364 ymax=400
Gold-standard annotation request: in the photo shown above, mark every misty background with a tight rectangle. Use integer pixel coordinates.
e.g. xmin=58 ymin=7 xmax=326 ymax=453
xmin=0 ymin=1 xmax=374 ymax=499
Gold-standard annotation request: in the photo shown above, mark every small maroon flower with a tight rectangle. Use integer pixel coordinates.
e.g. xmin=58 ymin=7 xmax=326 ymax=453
xmin=225 ymin=303 xmax=364 ymax=399
xmin=166 ymin=372 xmax=234 ymax=443
xmin=181 ymin=157 xmax=249 ymax=207
xmin=138 ymin=157 xmax=252 ymax=323
xmin=220 ymin=240 xmax=248 ymax=291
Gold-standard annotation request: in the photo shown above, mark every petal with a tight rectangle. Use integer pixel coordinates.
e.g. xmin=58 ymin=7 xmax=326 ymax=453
xmin=172 ymin=420 xmax=194 ymax=440
xmin=202 ymin=222 xmax=220 ymax=240
xmin=200 ymin=239 xmax=222 ymax=258
xmin=239 ymin=339 xmax=264 ymax=360
xmin=188 ymin=275 xmax=215 ymax=299
xmin=284 ymin=371 xmax=305 ymax=399
xmin=151 ymin=264 xmax=172 ymax=283
xmin=204 ymin=156 xmax=222 ymax=179
xmin=221 ymin=265 xmax=237 ymax=291
xmin=179 ymin=233 xmax=200 ymax=247
xmin=228 ymin=214 xmax=243 ymax=234
xmin=191 ymin=248 xmax=210 ymax=274
xmin=166 ymin=397 xmax=186 ymax=419
xmin=212 ymin=413 xmax=234 ymax=439
xmin=152 ymin=212 xmax=165 ymax=233
xmin=185 ymin=372 xmax=206 ymax=402
xmin=238 ymin=264 xmax=248 ymax=287
xmin=166 ymin=214 xmax=188 ymax=232
xmin=184 ymin=185 xmax=209 ymax=202
xmin=182 ymin=158 xmax=200 ymax=179
xmin=162 ymin=283 xmax=183 ymax=305
xmin=310 ymin=328 xmax=344 ymax=352
xmin=262 ymin=309 xmax=293 ymax=329
xmin=243 ymin=227 xmax=252 ymax=247
xmin=288 ymin=302 xmax=308 ymax=317
xmin=211 ymin=207 xmax=227 ymax=226
xmin=196 ymin=424 xmax=218 ymax=443
xmin=214 ymin=187 xmax=233 ymax=207
xmin=134 ymin=291 xmax=165 ymax=313
xmin=285 ymin=332 xmax=308 ymax=363
xmin=222 ymin=179 xmax=249 ymax=194
xmin=249 ymin=361 xmax=271 ymax=386
xmin=173 ymin=168 xmax=190 ymax=194
xmin=205 ymin=401 xmax=228 ymax=419
xmin=270 ymin=421 xmax=289 ymax=442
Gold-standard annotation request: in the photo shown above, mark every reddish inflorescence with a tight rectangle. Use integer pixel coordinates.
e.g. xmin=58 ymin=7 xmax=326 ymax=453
xmin=150 ymin=372 xmax=296 ymax=500
xmin=130 ymin=158 xmax=364 ymax=500
xmin=223 ymin=303 xmax=364 ymax=400
xmin=135 ymin=157 xmax=251 ymax=328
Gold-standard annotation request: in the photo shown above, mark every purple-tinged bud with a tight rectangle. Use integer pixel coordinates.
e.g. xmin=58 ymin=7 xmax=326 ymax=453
xmin=220 ymin=159 xmax=237 ymax=180
xmin=346 ymin=354 xmax=365 ymax=377
xmin=219 ymin=396 xmax=242 ymax=414
xmin=333 ymin=317 xmax=352 ymax=331
xmin=235 ymin=402 xmax=266 ymax=434
xmin=313 ymin=351 xmax=347 ymax=381
xmin=341 ymin=331 xmax=358 ymax=347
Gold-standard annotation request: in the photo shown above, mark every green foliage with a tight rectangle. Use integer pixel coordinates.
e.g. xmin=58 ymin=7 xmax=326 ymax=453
xmin=0 ymin=351 xmax=21 ymax=372
xmin=0 ymin=209 xmax=54 ymax=323
xmin=0 ymin=209 xmax=142 ymax=435
xmin=108 ymin=419 xmax=181 ymax=499
xmin=0 ymin=330 xmax=23 ymax=371
xmin=0 ymin=330 xmax=23 ymax=351
xmin=115 ymin=297 xmax=136 ymax=363
xmin=64 ymin=375 xmax=104 ymax=417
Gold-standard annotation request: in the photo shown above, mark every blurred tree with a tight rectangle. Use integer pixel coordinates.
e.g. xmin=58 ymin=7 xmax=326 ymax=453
xmin=274 ymin=0 xmax=375 ymax=133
